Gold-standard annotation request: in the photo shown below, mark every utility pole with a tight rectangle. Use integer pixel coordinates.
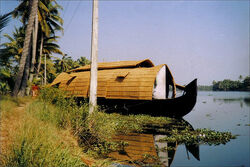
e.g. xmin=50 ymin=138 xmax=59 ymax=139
xmin=89 ymin=0 xmax=98 ymax=114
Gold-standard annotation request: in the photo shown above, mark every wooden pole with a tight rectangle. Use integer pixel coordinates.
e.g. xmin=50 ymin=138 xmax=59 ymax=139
xmin=89 ymin=0 xmax=98 ymax=114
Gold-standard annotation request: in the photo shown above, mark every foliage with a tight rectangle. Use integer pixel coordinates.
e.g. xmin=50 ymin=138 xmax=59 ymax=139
xmin=157 ymin=127 xmax=236 ymax=146
xmin=13 ymin=0 xmax=63 ymax=36
xmin=198 ymin=85 xmax=213 ymax=91
xmin=0 ymin=0 xmax=90 ymax=94
xmin=37 ymin=87 xmax=174 ymax=158
xmin=37 ymin=87 xmax=88 ymax=129
xmin=0 ymin=0 xmax=91 ymax=95
xmin=212 ymin=77 xmax=250 ymax=91
xmin=0 ymin=97 xmax=86 ymax=167
xmin=1 ymin=26 xmax=25 ymax=67
xmin=0 ymin=13 xmax=11 ymax=33
xmin=54 ymin=54 xmax=90 ymax=74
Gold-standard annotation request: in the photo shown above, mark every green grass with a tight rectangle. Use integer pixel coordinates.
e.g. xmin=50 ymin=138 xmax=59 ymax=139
xmin=0 ymin=95 xmax=30 ymax=118
xmin=0 ymin=95 xmax=86 ymax=167
xmin=4 ymin=118 xmax=86 ymax=167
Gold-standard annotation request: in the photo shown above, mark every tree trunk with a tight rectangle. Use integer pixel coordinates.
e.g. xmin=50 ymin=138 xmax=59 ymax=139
xmin=12 ymin=0 xmax=38 ymax=96
xmin=44 ymin=54 xmax=46 ymax=85
xmin=18 ymin=43 xmax=31 ymax=96
xmin=35 ymin=33 xmax=43 ymax=79
xmin=27 ymin=13 xmax=38 ymax=95
xmin=89 ymin=0 xmax=98 ymax=114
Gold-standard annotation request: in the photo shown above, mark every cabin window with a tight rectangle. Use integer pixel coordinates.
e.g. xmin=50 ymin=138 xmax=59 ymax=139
xmin=116 ymin=71 xmax=129 ymax=78
xmin=66 ymin=76 xmax=76 ymax=85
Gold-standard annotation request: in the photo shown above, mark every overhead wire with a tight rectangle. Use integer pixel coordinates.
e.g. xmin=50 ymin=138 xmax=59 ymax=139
xmin=62 ymin=1 xmax=69 ymax=18
xmin=64 ymin=1 xmax=82 ymax=33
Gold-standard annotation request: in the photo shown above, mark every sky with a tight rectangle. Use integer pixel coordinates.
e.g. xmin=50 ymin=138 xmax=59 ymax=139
xmin=0 ymin=0 xmax=249 ymax=85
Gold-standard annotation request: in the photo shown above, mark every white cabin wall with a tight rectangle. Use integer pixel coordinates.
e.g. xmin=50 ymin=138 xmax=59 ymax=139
xmin=153 ymin=66 xmax=166 ymax=99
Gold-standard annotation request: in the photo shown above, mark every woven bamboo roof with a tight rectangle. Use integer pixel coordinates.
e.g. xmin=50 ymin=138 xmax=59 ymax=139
xmin=51 ymin=59 xmax=174 ymax=100
xmin=50 ymin=72 xmax=72 ymax=86
xmin=68 ymin=59 xmax=154 ymax=72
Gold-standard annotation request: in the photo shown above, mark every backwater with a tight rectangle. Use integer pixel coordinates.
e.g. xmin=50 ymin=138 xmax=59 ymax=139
xmin=110 ymin=91 xmax=250 ymax=167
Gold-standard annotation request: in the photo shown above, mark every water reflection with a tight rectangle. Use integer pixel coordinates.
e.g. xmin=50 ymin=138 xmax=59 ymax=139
xmin=109 ymin=119 xmax=201 ymax=167
xmin=213 ymin=97 xmax=250 ymax=107
xmin=153 ymin=119 xmax=200 ymax=167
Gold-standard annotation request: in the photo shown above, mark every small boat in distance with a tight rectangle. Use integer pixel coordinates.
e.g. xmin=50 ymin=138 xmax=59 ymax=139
xmin=51 ymin=59 xmax=197 ymax=118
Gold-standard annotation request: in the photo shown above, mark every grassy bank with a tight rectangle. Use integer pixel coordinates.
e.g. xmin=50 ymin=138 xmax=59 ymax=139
xmin=0 ymin=88 xmax=173 ymax=166
xmin=0 ymin=88 xmax=237 ymax=167
xmin=0 ymin=96 xmax=86 ymax=167
xmin=35 ymin=87 xmax=174 ymax=158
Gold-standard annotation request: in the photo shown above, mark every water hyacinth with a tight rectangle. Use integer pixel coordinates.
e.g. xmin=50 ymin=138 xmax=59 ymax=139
xmin=157 ymin=128 xmax=237 ymax=146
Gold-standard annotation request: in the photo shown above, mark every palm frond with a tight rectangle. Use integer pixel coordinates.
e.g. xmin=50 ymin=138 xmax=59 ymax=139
xmin=0 ymin=13 xmax=11 ymax=32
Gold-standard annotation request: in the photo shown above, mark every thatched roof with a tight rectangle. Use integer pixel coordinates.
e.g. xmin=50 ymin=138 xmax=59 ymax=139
xmin=50 ymin=72 xmax=72 ymax=86
xmin=68 ymin=59 xmax=154 ymax=72
xmin=51 ymin=59 xmax=174 ymax=100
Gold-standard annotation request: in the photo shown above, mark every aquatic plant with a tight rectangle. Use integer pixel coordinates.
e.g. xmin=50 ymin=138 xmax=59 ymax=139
xmin=157 ymin=128 xmax=237 ymax=146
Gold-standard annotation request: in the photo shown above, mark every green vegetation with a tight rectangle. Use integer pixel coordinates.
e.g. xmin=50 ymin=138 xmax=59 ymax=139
xmin=157 ymin=128 xmax=236 ymax=146
xmin=212 ymin=76 xmax=250 ymax=91
xmin=0 ymin=88 xmax=238 ymax=166
xmin=0 ymin=96 xmax=86 ymax=167
xmin=198 ymin=76 xmax=250 ymax=91
xmin=37 ymin=87 xmax=173 ymax=158
xmin=198 ymin=85 xmax=213 ymax=91
xmin=4 ymin=119 xmax=86 ymax=167
xmin=0 ymin=0 xmax=90 ymax=96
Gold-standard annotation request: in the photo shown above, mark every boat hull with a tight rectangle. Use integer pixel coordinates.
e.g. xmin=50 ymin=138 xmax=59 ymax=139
xmin=97 ymin=79 xmax=197 ymax=118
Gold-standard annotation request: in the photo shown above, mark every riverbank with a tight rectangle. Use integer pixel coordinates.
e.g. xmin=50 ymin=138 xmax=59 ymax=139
xmin=0 ymin=96 xmax=89 ymax=166
xmin=0 ymin=89 xmax=238 ymax=167
xmin=0 ymin=91 xmax=173 ymax=166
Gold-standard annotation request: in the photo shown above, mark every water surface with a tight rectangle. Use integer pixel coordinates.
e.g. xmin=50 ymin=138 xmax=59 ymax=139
xmin=110 ymin=91 xmax=250 ymax=167
xmin=172 ymin=91 xmax=250 ymax=167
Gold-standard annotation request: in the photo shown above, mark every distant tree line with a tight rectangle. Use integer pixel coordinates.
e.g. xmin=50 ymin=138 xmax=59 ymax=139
xmin=212 ymin=76 xmax=250 ymax=91
xmin=198 ymin=85 xmax=213 ymax=91
xmin=198 ymin=76 xmax=250 ymax=91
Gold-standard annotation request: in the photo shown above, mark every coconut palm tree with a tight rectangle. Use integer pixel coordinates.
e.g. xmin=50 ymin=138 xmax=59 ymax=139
xmin=1 ymin=26 xmax=25 ymax=66
xmin=77 ymin=57 xmax=91 ymax=66
xmin=54 ymin=54 xmax=73 ymax=73
xmin=35 ymin=1 xmax=63 ymax=80
xmin=0 ymin=13 xmax=11 ymax=67
xmin=0 ymin=26 xmax=26 ymax=94
xmin=0 ymin=13 xmax=13 ymax=94
xmin=12 ymin=0 xmax=38 ymax=96
xmin=13 ymin=0 xmax=63 ymax=67
xmin=12 ymin=0 xmax=63 ymax=95
xmin=36 ymin=36 xmax=63 ymax=83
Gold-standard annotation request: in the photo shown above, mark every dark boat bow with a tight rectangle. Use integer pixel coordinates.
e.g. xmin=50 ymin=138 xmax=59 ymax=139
xmin=100 ymin=79 xmax=198 ymax=118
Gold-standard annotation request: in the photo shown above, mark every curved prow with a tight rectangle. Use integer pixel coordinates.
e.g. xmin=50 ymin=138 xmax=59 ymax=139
xmin=184 ymin=79 xmax=197 ymax=96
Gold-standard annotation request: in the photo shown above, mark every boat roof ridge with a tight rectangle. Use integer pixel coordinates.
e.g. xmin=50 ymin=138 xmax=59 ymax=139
xmin=67 ymin=59 xmax=154 ymax=73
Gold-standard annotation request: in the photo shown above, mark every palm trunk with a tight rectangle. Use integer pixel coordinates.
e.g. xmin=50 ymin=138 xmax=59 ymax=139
xmin=12 ymin=0 xmax=38 ymax=96
xmin=44 ymin=54 xmax=46 ymax=85
xmin=27 ymin=13 xmax=38 ymax=95
xmin=35 ymin=33 xmax=43 ymax=79
xmin=18 ymin=44 xmax=31 ymax=96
